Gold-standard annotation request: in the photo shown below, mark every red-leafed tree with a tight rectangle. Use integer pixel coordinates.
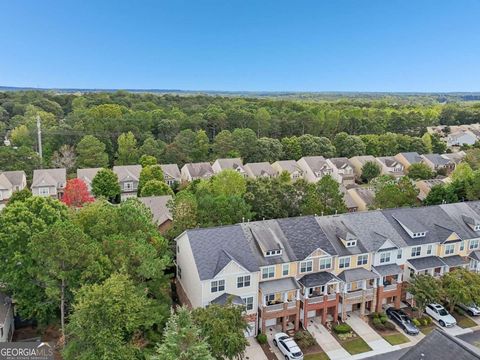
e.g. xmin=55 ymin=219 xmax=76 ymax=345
xmin=62 ymin=178 xmax=94 ymax=207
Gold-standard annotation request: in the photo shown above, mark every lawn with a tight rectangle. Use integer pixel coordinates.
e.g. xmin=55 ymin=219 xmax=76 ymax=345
xmin=304 ymin=353 xmax=330 ymax=360
xmin=341 ymin=338 xmax=372 ymax=355
xmin=382 ymin=333 xmax=410 ymax=345
xmin=420 ymin=326 xmax=435 ymax=335
xmin=453 ymin=311 xmax=478 ymax=328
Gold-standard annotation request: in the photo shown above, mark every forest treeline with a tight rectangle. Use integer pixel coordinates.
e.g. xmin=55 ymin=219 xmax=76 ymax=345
xmin=1 ymin=90 xmax=480 ymax=175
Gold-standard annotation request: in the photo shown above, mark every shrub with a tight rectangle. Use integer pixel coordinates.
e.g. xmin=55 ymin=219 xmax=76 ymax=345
xmin=257 ymin=333 xmax=267 ymax=344
xmin=370 ymin=312 xmax=380 ymax=319
xmin=372 ymin=317 xmax=385 ymax=330
xmin=457 ymin=307 xmax=466 ymax=316
xmin=384 ymin=321 xmax=396 ymax=330
xmin=380 ymin=315 xmax=388 ymax=323
xmin=412 ymin=318 xmax=421 ymax=327
xmin=294 ymin=330 xmax=316 ymax=349
xmin=333 ymin=323 xmax=352 ymax=334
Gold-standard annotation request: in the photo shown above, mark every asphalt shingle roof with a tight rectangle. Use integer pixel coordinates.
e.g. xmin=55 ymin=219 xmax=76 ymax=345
xmin=373 ymin=264 xmax=403 ymax=277
xmin=298 ymin=272 xmax=340 ymax=287
xmin=210 ymin=293 xmax=244 ymax=306
xmin=408 ymin=256 xmax=445 ymax=270
xmin=442 ymin=255 xmax=469 ymax=267
xmin=338 ymin=268 xmax=379 ymax=283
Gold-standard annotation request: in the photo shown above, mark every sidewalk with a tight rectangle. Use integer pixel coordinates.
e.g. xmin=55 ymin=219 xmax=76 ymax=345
xmin=346 ymin=314 xmax=394 ymax=352
xmin=245 ymin=337 xmax=269 ymax=360
xmin=306 ymin=318 xmax=351 ymax=360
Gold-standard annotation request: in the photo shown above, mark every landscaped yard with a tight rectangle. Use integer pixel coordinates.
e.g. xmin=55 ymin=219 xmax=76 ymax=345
xmin=382 ymin=333 xmax=410 ymax=345
xmin=419 ymin=325 xmax=435 ymax=335
xmin=330 ymin=323 xmax=372 ymax=355
xmin=304 ymin=353 xmax=330 ymax=360
xmin=341 ymin=338 xmax=372 ymax=355
xmin=294 ymin=330 xmax=330 ymax=360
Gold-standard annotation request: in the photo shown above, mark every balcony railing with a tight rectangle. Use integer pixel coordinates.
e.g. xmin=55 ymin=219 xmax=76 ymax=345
xmin=344 ymin=290 xmax=363 ymax=300
xmin=265 ymin=303 xmax=284 ymax=312
xmin=384 ymin=284 xmax=398 ymax=292
xmin=327 ymin=293 xmax=337 ymax=301
xmin=307 ymin=296 xmax=324 ymax=304
xmin=287 ymin=301 xmax=297 ymax=309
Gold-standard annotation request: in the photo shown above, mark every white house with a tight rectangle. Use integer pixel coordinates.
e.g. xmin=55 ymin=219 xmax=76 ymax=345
xmin=297 ymin=156 xmax=333 ymax=183
xmin=212 ymin=158 xmax=247 ymax=178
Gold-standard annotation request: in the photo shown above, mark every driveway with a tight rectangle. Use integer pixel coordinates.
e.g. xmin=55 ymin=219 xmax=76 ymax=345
xmin=306 ymin=318 xmax=350 ymax=360
xmin=429 ymin=318 xmax=473 ymax=336
xmin=245 ymin=337 xmax=269 ymax=360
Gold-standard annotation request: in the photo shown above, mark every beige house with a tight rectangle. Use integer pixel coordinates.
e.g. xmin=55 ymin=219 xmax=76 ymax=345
xmin=421 ymin=154 xmax=455 ymax=174
xmin=326 ymin=158 xmax=355 ymax=186
xmin=77 ymin=168 xmax=102 ymax=193
xmin=297 ymin=156 xmax=333 ymax=183
xmin=347 ymin=187 xmax=376 ymax=211
xmin=160 ymin=164 xmax=181 ymax=186
xmin=31 ymin=168 xmax=66 ymax=199
xmin=139 ymin=195 xmax=173 ymax=234
xmin=349 ymin=155 xmax=377 ymax=180
xmin=376 ymin=156 xmax=405 ymax=177
xmin=415 ymin=178 xmax=448 ymax=201
xmin=244 ymin=162 xmax=277 ymax=179
xmin=0 ymin=170 xmax=27 ymax=206
xmin=181 ymin=162 xmax=214 ymax=182
xmin=394 ymin=152 xmax=424 ymax=170
xmin=212 ymin=158 xmax=247 ymax=177
xmin=271 ymin=160 xmax=304 ymax=181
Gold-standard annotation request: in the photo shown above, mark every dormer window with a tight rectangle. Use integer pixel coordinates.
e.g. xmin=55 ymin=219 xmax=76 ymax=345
xmin=346 ymin=240 xmax=357 ymax=248
xmin=264 ymin=249 xmax=282 ymax=257
xmin=475 ymin=225 xmax=480 ymax=232
xmin=412 ymin=232 xmax=426 ymax=238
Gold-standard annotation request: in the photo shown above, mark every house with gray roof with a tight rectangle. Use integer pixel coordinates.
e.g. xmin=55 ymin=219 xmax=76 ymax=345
xmin=376 ymin=156 xmax=405 ymax=177
xmin=349 ymin=155 xmax=377 ymax=180
xmin=77 ymin=167 xmax=102 ymax=193
xmin=347 ymin=186 xmax=375 ymax=211
xmin=180 ymin=162 xmax=214 ymax=182
xmin=271 ymin=160 xmax=304 ymax=181
xmin=160 ymin=164 xmax=181 ymax=186
xmin=244 ymin=162 xmax=277 ymax=179
xmin=0 ymin=170 xmax=27 ymax=207
xmin=0 ymin=293 xmax=14 ymax=342
xmin=326 ymin=157 xmax=355 ymax=186
xmin=297 ymin=156 xmax=334 ymax=183
xmin=113 ymin=165 xmax=142 ymax=200
xmin=139 ymin=195 xmax=173 ymax=234
xmin=422 ymin=153 xmax=455 ymax=174
xmin=394 ymin=152 xmax=424 ymax=170
xmin=31 ymin=168 xmax=66 ymax=199
xmin=212 ymin=158 xmax=247 ymax=177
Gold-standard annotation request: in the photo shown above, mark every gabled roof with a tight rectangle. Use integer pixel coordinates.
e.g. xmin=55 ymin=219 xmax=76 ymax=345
xmin=77 ymin=168 xmax=102 ymax=184
xmin=0 ymin=170 xmax=26 ymax=188
xmin=183 ymin=162 xmax=214 ymax=178
xmin=160 ymin=164 xmax=181 ymax=180
xmin=328 ymin=157 xmax=352 ymax=170
xmin=185 ymin=225 xmax=259 ymax=281
xmin=244 ymin=162 xmax=277 ymax=177
xmin=113 ymin=165 xmax=142 ymax=182
xmin=214 ymin=158 xmax=245 ymax=172
xmin=400 ymin=329 xmax=480 ymax=360
xmin=442 ymin=151 xmax=466 ymax=164
xmin=398 ymin=152 xmax=423 ymax=165
xmin=299 ymin=156 xmax=330 ymax=173
xmin=272 ymin=160 xmax=303 ymax=174
xmin=32 ymin=168 xmax=66 ymax=187
xmin=0 ymin=173 xmax=13 ymax=190
xmin=210 ymin=293 xmax=244 ymax=306
xmin=442 ymin=255 xmax=469 ymax=268
xmin=423 ymin=153 xmax=452 ymax=166
xmin=377 ymin=156 xmax=403 ymax=168
xmin=469 ymin=251 xmax=480 ymax=262
xmin=139 ymin=195 xmax=173 ymax=226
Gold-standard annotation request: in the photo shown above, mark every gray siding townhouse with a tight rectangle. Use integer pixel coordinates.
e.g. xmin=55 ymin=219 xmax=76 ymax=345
xmin=297 ymin=156 xmax=334 ymax=183
xmin=181 ymin=162 xmax=214 ymax=182
xmin=0 ymin=170 xmax=27 ymax=207
xmin=212 ymin=158 xmax=247 ymax=177
xmin=113 ymin=165 xmax=142 ymax=200
xmin=31 ymin=168 xmax=66 ymax=199
xmin=244 ymin=162 xmax=277 ymax=179
xmin=160 ymin=164 xmax=181 ymax=186
xmin=77 ymin=167 xmax=102 ymax=193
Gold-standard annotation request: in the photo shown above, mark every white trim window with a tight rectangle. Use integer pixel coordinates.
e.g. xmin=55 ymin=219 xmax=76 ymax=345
xmin=426 ymin=244 xmax=433 ymax=255
xmin=38 ymin=187 xmax=50 ymax=196
xmin=460 ymin=241 xmax=465 ymax=251
xmin=319 ymin=257 xmax=332 ymax=270
xmin=357 ymin=254 xmax=368 ymax=266
xmin=299 ymin=260 xmax=313 ymax=273
xmin=282 ymin=263 xmax=290 ymax=276
xmin=339 ymin=256 xmax=351 ymax=269
xmin=411 ymin=246 xmax=421 ymax=257
xmin=445 ymin=244 xmax=455 ymax=255
xmin=470 ymin=239 xmax=480 ymax=250
xmin=379 ymin=252 xmax=391 ymax=264
xmin=124 ymin=181 xmax=134 ymax=191
xmin=237 ymin=275 xmax=251 ymax=288
xmin=261 ymin=266 xmax=275 ymax=280
xmin=243 ymin=296 xmax=254 ymax=311
xmin=211 ymin=280 xmax=225 ymax=293
xmin=397 ymin=249 xmax=402 ymax=259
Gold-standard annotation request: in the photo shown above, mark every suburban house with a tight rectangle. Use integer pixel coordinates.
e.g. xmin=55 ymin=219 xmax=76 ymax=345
xmin=346 ymin=187 xmax=376 ymax=211
xmin=180 ymin=162 xmax=214 ymax=182
xmin=160 ymin=164 xmax=181 ymax=186
xmin=442 ymin=151 xmax=466 ymax=165
xmin=175 ymin=200 xmax=480 ymax=338
xmin=212 ymin=158 xmax=247 ymax=177
xmin=77 ymin=167 xmax=102 ymax=193
xmin=31 ymin=168 xmax=66 ymax=199
xmin=394 ymin=152 xmax=424 ymax=170
xmin=244 ymin=162 xmax=277 ymax=179
xmin=113 ymin=165 xmax=142 ymax=200
xmin=297 ymin=156 xmax=334 ymax=183
xmin=0 ymin=170 xmax=27 ymax=207
xmin=349 ymin=155 xmax=378 ymax=180
xmin=342 ymin=189 xmax=358 ymax=213
xmin=415 ymin=178 xmax=448 ymax=201
xmin=447 ymin=130 xmax=478 ymax=147
xmin=326 ymin=158 xmax=355 ymax=186
xmin=421 ymin=154 xmax=456 ymax=174
xmin=375 ymin=156 xmax=405 ymax=177
xmin=139 ymin=195 xmax=173 ymax=234
xmin=271 ymin=160 xmax=304 ymax=181
xmin=0 ymin=293 xmax=14 ymax=342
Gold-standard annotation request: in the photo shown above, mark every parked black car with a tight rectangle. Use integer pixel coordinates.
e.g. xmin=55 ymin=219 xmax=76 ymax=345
xmin=386 ymin=308 xmax=419 ymax=335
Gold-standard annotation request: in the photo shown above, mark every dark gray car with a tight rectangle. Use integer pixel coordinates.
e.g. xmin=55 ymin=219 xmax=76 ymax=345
xmin=386 ymin=308 xmax=419 ymax=335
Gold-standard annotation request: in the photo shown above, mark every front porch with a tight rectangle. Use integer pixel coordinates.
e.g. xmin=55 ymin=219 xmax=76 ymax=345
xmin=373 ymin=264 xmax=403 ymax=312
xmin=406 ymin=256 xmax=447 ymax=280
xmin=258 ymin=277 xmax=301 ymax=333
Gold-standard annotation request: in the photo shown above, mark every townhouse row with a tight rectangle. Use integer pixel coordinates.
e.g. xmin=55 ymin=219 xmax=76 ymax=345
xmin=175 ymin=201 xmax=480 ymax=337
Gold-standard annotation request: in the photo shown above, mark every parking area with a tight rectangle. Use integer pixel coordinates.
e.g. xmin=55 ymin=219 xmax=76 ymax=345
xmin=429 ymin=318 xmax=474 ymax=336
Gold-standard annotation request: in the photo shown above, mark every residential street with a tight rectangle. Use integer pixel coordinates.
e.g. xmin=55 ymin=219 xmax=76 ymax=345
xmin=458 ymin=329 xmax=480 ymax=348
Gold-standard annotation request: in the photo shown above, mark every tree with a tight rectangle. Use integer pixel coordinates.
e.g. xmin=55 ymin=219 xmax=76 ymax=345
xmin=0 ymin=197 xmax=69 ymax=323
xmin=407 ymin=163 xmax=436 ymax=180
xmin=51 ymin=145 xmax=76 ymax=173
xmin=209 ymin=169 xmax=247 ymax=197
xmin=424 ymin=184 xmax=458 ymax=205
xmin=361 ymin=161 xmax=381 ymax=183
xmin=138 ymin=164 xmax=165 ymax=195
xmin=140 ymin=180 xmax=174 ymax=197
xmin=62 ymin=178 xmax=94 ymax=207
xmin=192 ymin=130 xmax=210 ymax=162
xmin=64 ymin=273 xmax=164 ymax=360
xmin=299 ymin=134 xmax=336 ymax=158
xmin=431 ymin=133 xmax=447 ymax=154
xmin=466 ymin=170 xmax=480 ymax=201
xmin=30 ymin=220 xmax=102 ymax=339
xmin=10 ymin=124 xmax=33 ymax=147
xmin=450 ymin=162 xmax=474 ymax=182
xmin=76 ymin=135 xmax=109 ymax=168
xmin=441 ymin=268 xmax=480 ymax=313
xmin=116 ymin=131 xmax=139 ymax=165
xmin=465 ymin=149 xmax=480 ymax=170
xmin=250 ymin=137 xmax=284 ymax=163
xmin=138 ymin=136 xmax=165 ymax=160
xmin=91 ymin=168 xmax=121 ymax=202
xmin=7 ymin=188 xmax=32 ymax=205
xmin=373 ymin=177 xmax=419 ymax=209
xmin=168 ymin=191 xmax=198 ymax=238
xmin=301 ymin=176 xmax=346 ymax=215
xmin=196 ymin=194 xmax=252 ymax=228
xmin=139 ymin=154 xmax=157 ymax=167
xmin=334 ymin=132 xmax=366 ymax=158
xmin=421 ymin=133 xmax=433 ymax=153
xmin=154 ymin=307 xmax=214 ymax=360
xmin=254 ymin=107 xmax=271 ymax=137
xmin=193 ymin=302 xmax=248 ymax=360
xmin=213 ymin=130 xmax=237 ymax=158
xmin=232 ymin=128 xmax=258 ymax=162
xmin=281 ymin=136 xmax=302 ymax=160
xmin=407 ymin=274 xmax=442 ymax=316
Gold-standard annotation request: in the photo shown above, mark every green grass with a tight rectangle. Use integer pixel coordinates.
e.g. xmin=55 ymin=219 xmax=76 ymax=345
xmin=341 ymin=338 xmax=372 ymax=355
xmin=304 ymin=353 xmax=330 ymax=360
xmin=456 ymin=315 xmax=477 ymax=328
xmin=382 ymin=333 xmax=410 ymax=345
xmin=420 ymin=326 xmax=435 ymax=335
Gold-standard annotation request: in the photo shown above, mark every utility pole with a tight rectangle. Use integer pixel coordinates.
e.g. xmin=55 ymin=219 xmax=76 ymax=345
xmin=36 ymin=115 xmax=43 ymax=167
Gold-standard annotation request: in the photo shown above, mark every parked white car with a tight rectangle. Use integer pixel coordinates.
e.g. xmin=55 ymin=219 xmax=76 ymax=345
xmin=273 ymin=332 xmax=304 ymax=360
xmin=425 ymin=303 xmax=457 ymax=327
xmin=458 ymin=303 xmax=480 ymax=316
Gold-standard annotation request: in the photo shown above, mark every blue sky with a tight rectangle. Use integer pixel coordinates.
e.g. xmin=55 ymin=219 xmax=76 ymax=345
xmin=0 ymin=0 xmax=479 ymax=92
